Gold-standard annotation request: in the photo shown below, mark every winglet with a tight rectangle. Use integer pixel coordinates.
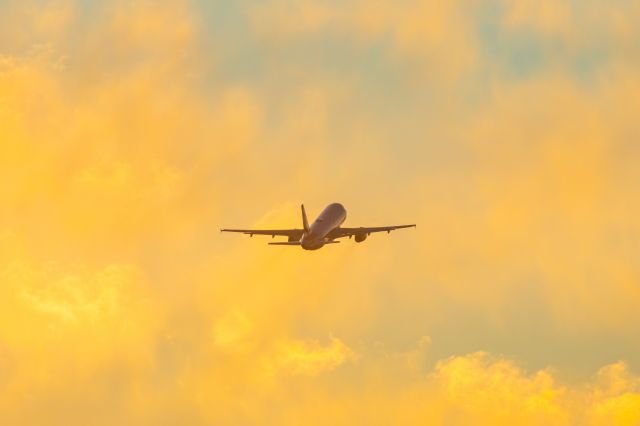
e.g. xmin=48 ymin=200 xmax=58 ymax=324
xmin=301 ymin=204 xmax=310 ymax=233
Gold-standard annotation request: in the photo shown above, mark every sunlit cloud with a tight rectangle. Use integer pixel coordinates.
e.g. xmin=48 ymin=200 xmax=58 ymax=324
xmin=1 ymin=0 xmax=639 ymax=424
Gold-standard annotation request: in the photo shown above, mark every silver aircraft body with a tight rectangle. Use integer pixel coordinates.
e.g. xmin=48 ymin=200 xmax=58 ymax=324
xmin=221 ymin=203 xmax=415 ymax=250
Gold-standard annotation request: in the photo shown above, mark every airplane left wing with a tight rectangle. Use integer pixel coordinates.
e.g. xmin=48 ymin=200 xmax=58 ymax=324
xmin=327 ymin=224 xmax=416 ymax=239
xmin=220 ymin=228 xmax=305 ymax=240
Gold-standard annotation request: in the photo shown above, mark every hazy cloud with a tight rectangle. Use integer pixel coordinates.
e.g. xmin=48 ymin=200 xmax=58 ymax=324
xmin=1 ymin=0 xmax=639 ymax=424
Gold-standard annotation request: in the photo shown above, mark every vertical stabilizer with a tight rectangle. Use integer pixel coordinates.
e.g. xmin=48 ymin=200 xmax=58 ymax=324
xmin=301 ymin=204 xmax=310 ymax=233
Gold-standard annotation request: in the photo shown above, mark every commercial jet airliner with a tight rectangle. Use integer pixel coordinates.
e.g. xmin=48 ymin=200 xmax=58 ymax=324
xmin=221 ymin=203 xmax=415 ymax=250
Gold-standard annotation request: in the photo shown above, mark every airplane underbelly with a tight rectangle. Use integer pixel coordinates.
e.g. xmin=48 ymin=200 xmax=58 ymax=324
xmin=311 ymin=221 xmax=334 ymax=240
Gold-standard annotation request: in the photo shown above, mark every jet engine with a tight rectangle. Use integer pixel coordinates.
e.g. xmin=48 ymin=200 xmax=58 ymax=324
xmin=354 ymin=233 xmax=367 ymax=243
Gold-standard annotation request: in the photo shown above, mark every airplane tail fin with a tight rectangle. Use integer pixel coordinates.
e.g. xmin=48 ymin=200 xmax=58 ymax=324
xmin=301 ymin=204 xmax=310 ymax=233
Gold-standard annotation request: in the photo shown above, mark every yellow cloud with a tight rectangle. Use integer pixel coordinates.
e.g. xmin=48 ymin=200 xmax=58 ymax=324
xmin=234 ymin=344 xmax=639 ymax=426
xmin=266 ymin=336 xmax=358 ymax=377
xmin=0 ymin=261 xmax=157 ymax=355
xmin=501 ymin=0 xmax=573 ymax=37
xmin=0 ymin=0 xmax=73 ymax=50
xmin=587 ymin=363 xmax=640 ymax=425
xmin=212 ymin=309 xmax=254 ymax=350
xmin=1 ymin=0 xmax=640 ymax=424
xmin=456 ymin=74 xmax=640 ymax=330
xmin=248 ymin=0 xmax=479 ymax=81
xmin=432 ymin=352 xmax=569 ymax=424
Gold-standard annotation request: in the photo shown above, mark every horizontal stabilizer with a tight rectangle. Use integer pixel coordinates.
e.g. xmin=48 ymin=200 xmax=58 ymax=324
xmin=268 ymin=241 xmax=303 ymax=246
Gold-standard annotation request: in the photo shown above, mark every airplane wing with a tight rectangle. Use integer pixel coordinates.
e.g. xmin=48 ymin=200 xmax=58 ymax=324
xmin=328 ymin=224 xmax=416 ymax=239
xmin=220 ymin=228 xmax=305 ymax=240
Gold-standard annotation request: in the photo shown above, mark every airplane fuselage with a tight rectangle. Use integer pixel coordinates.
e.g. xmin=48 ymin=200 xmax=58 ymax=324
xmin=300 ymin=203 xmax=347 ymax=250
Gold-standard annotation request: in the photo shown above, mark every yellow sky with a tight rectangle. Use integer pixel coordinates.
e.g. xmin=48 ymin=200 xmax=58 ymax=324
xmin=1 ymin=0 xmax=640 ymax=424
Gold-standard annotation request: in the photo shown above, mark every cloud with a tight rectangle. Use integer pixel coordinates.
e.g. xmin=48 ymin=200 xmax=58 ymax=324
xmin=0 ymin=261 xmax=160 ymax=424
xmin=500 ymin=0 xmax=640 ymax=46
xmin=224 ymin=341 xmax=639 ymax=426
xmin=247 ymin=0 xmax=480 ymax=82
xmin=265 ymin=336 xmax=358 ymax=378
xmin=587 ymin=363 xmax=640 ymax=425
xmin=1 ymin=0 xmax=640 ymax=424
xmin=431 ymin=352 xmax=569 ymax=424
xmin=424 ymin=353 xmax=640 ymax=425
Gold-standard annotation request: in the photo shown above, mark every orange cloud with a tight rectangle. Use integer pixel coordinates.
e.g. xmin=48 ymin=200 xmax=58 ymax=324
xmin=1 ymin=0 xmax=640 ymax=424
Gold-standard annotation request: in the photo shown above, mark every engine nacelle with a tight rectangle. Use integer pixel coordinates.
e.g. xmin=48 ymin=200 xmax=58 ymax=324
xmin=354 ymin=233 xmax=367 ymax=243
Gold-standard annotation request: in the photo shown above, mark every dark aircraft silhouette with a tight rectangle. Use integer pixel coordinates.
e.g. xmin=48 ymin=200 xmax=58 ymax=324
xmin=221 ymin=203 xmax=415 ymax=250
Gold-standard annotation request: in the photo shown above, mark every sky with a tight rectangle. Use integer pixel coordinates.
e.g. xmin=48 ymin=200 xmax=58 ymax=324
xmin=1 ymin=0 xmax=640 ymax=424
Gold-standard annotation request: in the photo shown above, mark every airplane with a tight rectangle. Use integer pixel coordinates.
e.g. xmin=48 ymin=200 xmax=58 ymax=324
xmin=221 ymin=203 xmax=415 ymax=250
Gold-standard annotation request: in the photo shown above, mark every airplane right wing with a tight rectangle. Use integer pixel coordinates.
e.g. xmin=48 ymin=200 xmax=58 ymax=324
xmin=220 ymin=228 xmax=305 ymax=240
xmin=327 ymin=224 xmax=415 ymax=239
